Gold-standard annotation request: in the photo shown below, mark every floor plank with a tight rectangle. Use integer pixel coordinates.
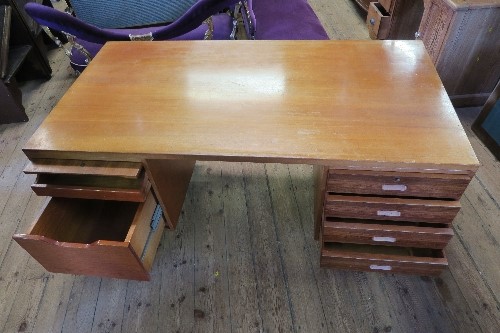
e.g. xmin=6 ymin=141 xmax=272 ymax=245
xmin=221 ymin=162 xmax=263 ymax=333
xmin=242 ymin=163 xmax=295 ymax=332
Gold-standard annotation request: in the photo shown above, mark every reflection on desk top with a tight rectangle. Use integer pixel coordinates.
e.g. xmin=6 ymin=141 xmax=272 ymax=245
xmin=24 ymin=40 xmax=479 ymax=174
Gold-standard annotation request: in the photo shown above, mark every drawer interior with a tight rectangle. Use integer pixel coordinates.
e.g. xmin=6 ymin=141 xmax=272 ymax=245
xmin=323 ymin=216 xmax=450 ymax=228
xmin=25 ymin=159 xmax=143 ymax=178
xmin=30 ymin=198 xmax=140 ymax=244
xmin=35 ymin=173 xmax=146 ymax=190
xmin=323 ymin=242 xmax=444 ymax=259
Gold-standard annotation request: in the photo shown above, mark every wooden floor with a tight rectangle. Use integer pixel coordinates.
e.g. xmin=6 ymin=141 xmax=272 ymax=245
xmin=1 ymin=1 xmax=499 ymax=332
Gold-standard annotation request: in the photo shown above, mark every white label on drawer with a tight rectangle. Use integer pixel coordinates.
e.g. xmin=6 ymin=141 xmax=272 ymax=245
xmin=377 ymin=210 xmax=401 ymax=217
xmin=382 ymin=184 xmax=407 ymax=191
xmin=372 ymin=236 xmax=396 ymax=243
xmin=369 ymin=264 xmax=392 ymax=271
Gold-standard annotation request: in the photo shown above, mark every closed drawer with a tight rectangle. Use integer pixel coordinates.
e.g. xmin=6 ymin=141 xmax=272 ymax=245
xmin=323 ymin=217 xmax=453 ymax=249
xmin=366 ymin=2 xmax=390 ymax=39
xmin=327 ymin=169 xmax=470 ymax=199
xmin=320 ymin=243 xmax=447 ymax=275
xmin=13 ymin=190 xmax=165 ymax=281
xmin=324 ymin=194 xmax=461 ymax=223
xmin=25 ymin=160 xmax=149 ymax=202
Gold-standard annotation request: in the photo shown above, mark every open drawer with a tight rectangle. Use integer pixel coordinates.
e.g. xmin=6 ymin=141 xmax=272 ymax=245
xmin=320 ymin=243 xmax=447 ymax=276
xmin=25 ymin=159 xmax=150 ymax=202
xmin=13 ymin=191 xmax=165 ymax=280
xmin=323 ymin=217 xmax=453 ymax=249
xmin=324 ymin=194 xmax=461 ymax=223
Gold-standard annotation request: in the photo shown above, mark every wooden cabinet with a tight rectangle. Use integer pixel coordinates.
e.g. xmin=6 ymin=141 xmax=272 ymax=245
xmin=0 ymin=0 xmax=52 ymax=124
xmin=317 ymin=168 xmax=472 ymax=276
xmin=13 ymin=159 xmax=195 ymax=280
xmin=418 ymin=0 xmax=500 ymax=107
xmin=366 ymin=0 xmax=424 ymax=39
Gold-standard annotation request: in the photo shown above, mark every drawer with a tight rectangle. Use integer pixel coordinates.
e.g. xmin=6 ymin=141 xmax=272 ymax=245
xmin=366 ymin=2 xmax=390 ymax=39
xmin=13 ymin=190 xmax=165 ymax=280
xmin=327 ymin=169 xmax=470 ymax=199
xmin=323 ymin=217 xmax=453 ymax=249
xmin=324 ymin=194 xmax=461 ymax=223
xmin=31 ymin=173 xmax=151 ymax=202
xmin=320 ymin=243 xmax=447 ymax=275
xmin=25 ymin=160 xmax=150 ymax=202
xmin=24 ymin=159 xmax=143 ymax=178
xmin=379 ymin=0 xmax=393 ymax=12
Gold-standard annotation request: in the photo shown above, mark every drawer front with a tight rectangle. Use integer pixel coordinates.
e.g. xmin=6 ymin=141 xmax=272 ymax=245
xmin=320 ymin=243 xmax=447 ymax=276
xmin=31 ymin=173 xmax=151 ymax=202
xmin=367 ymin=2 xmax=391 ymax=39
xmin=324 ymin=194 xmax=460 ymax=223
xmin=328 ymin=170 xmax=470 ymax=199
xmin=13 ymin=191 xmax=164 ymax=281
xmin=323 ymin=218 xmax=453 ymax=249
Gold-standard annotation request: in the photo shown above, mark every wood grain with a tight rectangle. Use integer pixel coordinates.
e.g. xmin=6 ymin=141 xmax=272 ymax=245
xmin=328 ymin=169 xmax=471 ymax=199
xmin=23 ymin=41 xmax=478 ymax=174
xmin=419 ymin=0 xmax=500 ymax=106
xmin=12 ymin=194 xmax=160 ymax=281
xmin=324 ymin=194 xmax=461 ymax=223
xmin=1 ymin=2 xmax=499 ymax=332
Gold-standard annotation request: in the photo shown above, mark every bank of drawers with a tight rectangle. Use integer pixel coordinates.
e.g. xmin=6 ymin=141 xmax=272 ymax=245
xmin=13 ymin=159 xmax=165 ymax=281
xmin=320 ymin=169 xmax=471 ymax=275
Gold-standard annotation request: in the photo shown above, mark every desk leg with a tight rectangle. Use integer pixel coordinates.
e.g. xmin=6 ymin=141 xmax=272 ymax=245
xmin=144 ymin=159 xmax=195 ymax=229
xmin=313 ymin=165 xmax=328 ymax=240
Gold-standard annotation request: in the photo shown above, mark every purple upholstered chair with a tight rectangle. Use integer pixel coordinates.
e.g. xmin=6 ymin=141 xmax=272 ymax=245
xmin=251 ymin=0 xmax=328 ymax=40
xmin=25 ymin=0 xmax=240 ymax=73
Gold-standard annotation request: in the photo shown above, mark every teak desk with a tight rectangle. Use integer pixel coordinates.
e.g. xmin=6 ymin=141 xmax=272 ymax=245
xmin=14 ymin=41 xmax=479 ymax=280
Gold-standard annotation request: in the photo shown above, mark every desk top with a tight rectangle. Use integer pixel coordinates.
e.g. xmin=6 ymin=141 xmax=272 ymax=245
xmin=24 ymin=41 xmax=478 ymax=173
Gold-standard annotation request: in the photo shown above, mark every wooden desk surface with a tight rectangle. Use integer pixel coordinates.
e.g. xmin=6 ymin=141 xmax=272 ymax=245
xmin=24 ymin=40 xmax=478 ymax=173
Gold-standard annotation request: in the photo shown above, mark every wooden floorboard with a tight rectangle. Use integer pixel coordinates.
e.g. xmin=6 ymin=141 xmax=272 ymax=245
xmin=0 ymin=1 xmax=499 ymax=332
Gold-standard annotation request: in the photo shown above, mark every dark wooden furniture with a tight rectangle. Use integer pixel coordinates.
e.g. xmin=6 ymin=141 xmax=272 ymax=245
xmin=472 ymin=80 xmax=500 ymax=160
xmin=417 ymin=0 xmax=500 ymax=107
xmin=366 ymin=0 xmax=424 ymax=40
xmin=14 ymin=41 xmax=478 ymax=279
xmin=0 ymin=0 xmax=52 ymax=124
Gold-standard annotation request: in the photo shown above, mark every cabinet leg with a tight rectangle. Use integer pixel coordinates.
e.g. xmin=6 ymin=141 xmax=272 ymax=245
xmin=143 ymin=159 xmax=195 ymax=229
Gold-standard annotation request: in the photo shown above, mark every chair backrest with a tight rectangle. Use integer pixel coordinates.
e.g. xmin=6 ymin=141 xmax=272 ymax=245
xmin=69 ymin=0 xmax=198 ymax=28
xmin=25 ymin=0 xmax=238 ymax=44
